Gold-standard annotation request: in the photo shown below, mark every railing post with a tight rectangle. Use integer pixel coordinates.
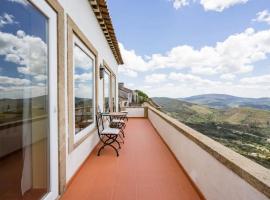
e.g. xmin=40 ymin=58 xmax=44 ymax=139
xmin=144 ymin=106 xmax=148 ymax=118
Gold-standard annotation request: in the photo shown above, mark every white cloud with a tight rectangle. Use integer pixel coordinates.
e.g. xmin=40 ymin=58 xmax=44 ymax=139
xmin=120 ymin=28 xmax=270 ymax=76
xmin=126 ymin=83 xmax=135 ymax=88
xmin=168 ymin=72 xmax=218 ymax=85
xmin=34 ymin=74 xmax=47 ymax=81
xmin=240 ymin=74 xmax=270 ymax=85
xmin=118 ymin=66 xmax=138 ymax=77
xmin=169 ymin=0 xmax=248 ymax=12
xmin=0 ymin=30 xmax=48 ymax=76
xmin=170 ymin=0 xmax=190 ymax=10
xmin=74 ymin=73 xmax=92 ymax=82
xmin=0 ymin=75 xmax=31 ymax=86
xmin=145 ymin=73 xmax=167 ymax=83
xmin=0 ymin=85 xmax=47 ymax=99
xmin=74 ymin=46 xmax=93 ymax=70
xmin=200 ymin=0 xmax=248 ymax=12
xmin=145 ymin=82 xmax=270 ymax=98
xmin=254 ymin=10 xmax=270 ymax=25
xmin=7 ymin=0 xmax=28 ymax=6
xmin=128 ymin=70 xmax=270 ymax=98
xmin=119 ymin=43 xmax=151 ymax=77
xmin=220 ymin=73 xmax=235 ymax=81
xmin=138 ymin=73 xmax=270 ymax=98
xmin=75 ymin=83 xmax=93 ymax=99
xmin=0 ymin=13 xmax=16 ymax=28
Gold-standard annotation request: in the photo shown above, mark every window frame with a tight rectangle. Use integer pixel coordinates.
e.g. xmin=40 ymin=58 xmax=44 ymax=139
xmin=103 ymin=61 xmax=116 ymax=112
xmin=72 ymin=35 xmax=95 ymax=142
xmin=103 ymin=67 xmax=111 ymax=112
xmin=9 ymin=0 xmax=61 ymax=199
xmin=111 ymin=74 xmax=117 ymax=112
xmin=67 ymin=16 xmax=98 ymax=152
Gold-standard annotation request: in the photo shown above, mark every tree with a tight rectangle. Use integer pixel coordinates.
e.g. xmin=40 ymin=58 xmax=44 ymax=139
xmin=136 ymin=90 xmax=149 ymax=104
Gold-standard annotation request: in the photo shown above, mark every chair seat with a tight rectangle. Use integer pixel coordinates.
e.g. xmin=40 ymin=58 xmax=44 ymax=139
xmin=101 ymin=127 xmax=120 ymax=135
xmin=112 ymin=119 xmax=125 ymax=123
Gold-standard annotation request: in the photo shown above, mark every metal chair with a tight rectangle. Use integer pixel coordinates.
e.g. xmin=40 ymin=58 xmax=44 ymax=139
xmin=96 ymin=113 xmax=122 ymax=156
xmin=111 ymin=115 xmax=127 ymax=130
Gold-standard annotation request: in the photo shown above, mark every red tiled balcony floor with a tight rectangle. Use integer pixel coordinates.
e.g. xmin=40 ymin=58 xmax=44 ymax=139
xmin=61 ymin=118 xmax=203 ymax=200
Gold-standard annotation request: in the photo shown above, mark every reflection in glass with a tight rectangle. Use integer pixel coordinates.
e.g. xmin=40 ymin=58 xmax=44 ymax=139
xmin=0 ymin=0 xmax=49 ymax=199
xmin=74 ymin=45 xmax=94 ymax=134
xmin=111 ymin=76 xmax=116 ymax=112
xmin=104 ymin=71 xmax=110 ymax=112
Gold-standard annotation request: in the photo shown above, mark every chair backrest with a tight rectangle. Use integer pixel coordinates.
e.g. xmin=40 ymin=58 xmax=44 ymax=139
xmin=95 ymin=113 xmax=104 ymax=136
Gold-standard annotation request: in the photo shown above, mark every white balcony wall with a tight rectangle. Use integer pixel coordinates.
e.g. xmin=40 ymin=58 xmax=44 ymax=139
xmin=124 ymin=107 xmax=145 ymax=118
xmin=148 ymin=108 xmax=269 ymax=200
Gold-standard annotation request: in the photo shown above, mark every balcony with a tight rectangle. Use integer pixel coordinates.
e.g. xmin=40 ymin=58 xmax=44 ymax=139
xmin=61 ymin=117 xmax=202 ymax=200
xmin=61 ymin=105 xmax=270 ymax=200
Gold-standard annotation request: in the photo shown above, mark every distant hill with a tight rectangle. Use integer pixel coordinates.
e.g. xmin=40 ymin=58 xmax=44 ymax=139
xmin=151 ymin=97 xmax=216 ymax=123
xmin=180 ymin=94 xmax=270 ymax=110
xmin=0 ymin=96 xmax=47 ymax=113
xmin=152 ymin=97 xmax=270 ymax=128
xmin=152 ymin=97 xmax=270 ymax=169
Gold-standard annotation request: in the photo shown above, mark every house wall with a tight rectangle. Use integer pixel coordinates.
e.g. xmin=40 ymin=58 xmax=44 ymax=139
xmin=56 ymin=0 xmax=119 ymax=183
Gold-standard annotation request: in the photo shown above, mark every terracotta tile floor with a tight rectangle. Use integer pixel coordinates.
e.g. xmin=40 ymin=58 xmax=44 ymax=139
xmin=61 ymin=118 xmax=203 ymax=200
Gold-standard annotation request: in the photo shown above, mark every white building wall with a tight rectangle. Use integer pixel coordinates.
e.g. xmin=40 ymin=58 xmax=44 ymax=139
xmin=57 ymin=0 xmax=119 ymax=182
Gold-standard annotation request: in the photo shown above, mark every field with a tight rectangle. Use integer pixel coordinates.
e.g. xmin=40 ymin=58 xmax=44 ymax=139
xmin=153 ymin=97 xmax=270 ymax=169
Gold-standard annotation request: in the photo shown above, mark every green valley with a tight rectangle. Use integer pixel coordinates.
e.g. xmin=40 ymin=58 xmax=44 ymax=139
xmin=152 ymin=97 xmax=270 ymax=169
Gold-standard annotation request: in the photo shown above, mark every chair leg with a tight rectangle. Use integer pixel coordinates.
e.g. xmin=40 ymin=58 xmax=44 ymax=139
xmin=97 ymin=146 xmax=104 ymax=156
xmin=115 ymin=139 xmax=121 ymax=149
xmin=98 ymin=135 xmax=119 ymax=157
xmin=118 ymin=135 xmax=124 ymax=144
xmin=121 ymin=130 xmax=125 ymax=138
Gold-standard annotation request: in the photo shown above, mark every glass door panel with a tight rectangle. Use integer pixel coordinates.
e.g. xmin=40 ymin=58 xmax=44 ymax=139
xmin=0 ymin=0 xmax=55 ymax=199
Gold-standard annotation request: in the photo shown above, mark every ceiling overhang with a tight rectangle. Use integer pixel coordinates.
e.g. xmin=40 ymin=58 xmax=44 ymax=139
xmin=89 ymin=0 xmax=124 ymax=65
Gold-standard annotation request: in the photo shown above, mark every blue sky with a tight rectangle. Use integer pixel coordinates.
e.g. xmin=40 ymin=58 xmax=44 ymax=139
xmin=107 ymin=0 xmax=270 ymax=98
xmin=0 ymin=0 xmax=48 ymax=99
xmin=0 ymin=0 xmax=47 ymax=78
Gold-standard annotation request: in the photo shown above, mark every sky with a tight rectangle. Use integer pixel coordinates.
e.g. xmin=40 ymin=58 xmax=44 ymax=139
xmin=107 ymin=0 xmax=270 ymax=98
xmin=0 ymin=0 xmax=94 ymax=99
xmin=0 ymin=0 xmax=48 ymax=99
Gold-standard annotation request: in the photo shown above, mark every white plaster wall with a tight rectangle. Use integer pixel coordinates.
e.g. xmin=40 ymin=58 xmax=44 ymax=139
xmin=148 ymin=110 xmax=268 ymax=200
xmin=57 ymin=0 xmax=119 ymax=182
xmin=66 ymin=133 xmax=99 ymax=181
xmin=125 ymin=107 xmax=145 ymax=117
xmin=58 ymin=0 xmax=118 ymax=73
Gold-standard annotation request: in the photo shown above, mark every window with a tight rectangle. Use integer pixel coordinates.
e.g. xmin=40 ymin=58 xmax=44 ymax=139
xmin=104 ymin=69 xmax=111 ymax=112
xmin=67 ymin=16 xmax=98 ymax=151
xmin=0 ymin=0 xmax=58 ymax=199
xmin=73 ymin=43 xmax=94 ymax=134
xmin=111 ymin=75 xmax=116 ymax=112
xmin=103 ymin=63 xmax=117 ymax=113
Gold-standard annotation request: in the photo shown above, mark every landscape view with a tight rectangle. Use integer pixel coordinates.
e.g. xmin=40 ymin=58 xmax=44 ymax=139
xmin=112 ymin=0 xmax=270 ymax=171
xmin=152 ymin=94 xmax=270 ymax=169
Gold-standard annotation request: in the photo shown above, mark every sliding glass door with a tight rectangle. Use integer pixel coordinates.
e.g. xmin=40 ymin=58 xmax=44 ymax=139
xmin=0 ymin=0 xmax=58 ymax=199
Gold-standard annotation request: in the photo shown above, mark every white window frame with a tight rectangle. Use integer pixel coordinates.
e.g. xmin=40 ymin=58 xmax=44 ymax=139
xmin=73 ymin=35 xmax=96 ymax=143
xmin=103 ymin=68 xmax=111 ymax=112
xmin=29 ymin=0 xmax=58 ymax=200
